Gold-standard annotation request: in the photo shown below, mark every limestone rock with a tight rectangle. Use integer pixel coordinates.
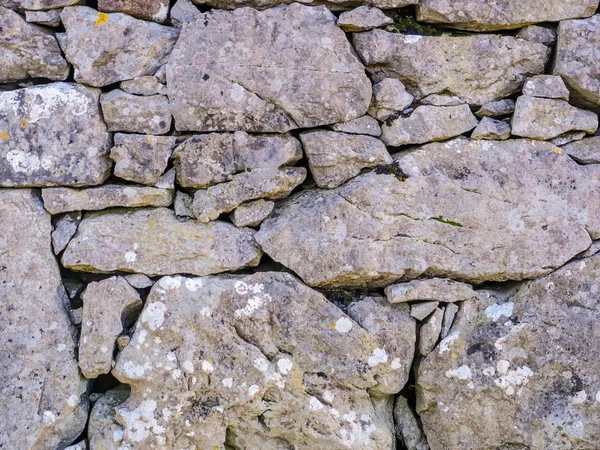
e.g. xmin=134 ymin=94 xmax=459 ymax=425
xmin=368 ymin=78 xmax=414 ymax=121
xmin=418 ymin=307 xmax=443 ymax=356
xmin=417 ymin=255 xmax=600 ymax=449
xmin=174 ymin=191 xmax=194 ymax=218
xmin=98 ymin=0 xmax=170 ymax=22
xmin=512 ymin=95 xmax=598 ymax=140
xmin=230 ymin=199 xmax=275 ymax=227
xmin=0 ymin=190 xmax=88 ymax=450
xmin=331 ymin=115 xmax=382 ymax=137
xmin=564 ymin=136 xmax=600 ymax=164
xmin=300 ymin=131 xmax=392 ymax=188
xmin=410 ymin=301 xmax=439 ymax=321
xmin=25 ymin=9 xmax=61 ymax=27
xmin=338 ymin=6 xmax=392 ymax=32
xmin=517 ymin=25 xmax=557 ymax=46
xmin=154 ymin=168 xmax=175 ymax=189
xmin=475 ymin=99 xmax=515 ymax=117
xmin=174 ymin=132 xmax=302 ymax=189
xmin=523 ymin=75 xmax=570 ymax=100
xmin=0 ymin=7 xmax=68 ymax=83
xmin=120 ymin=76 xmax=167 ymax=96
xmin=394 ymin=396 xmax=430 ymax=450
xmin=554 ymin=14 xmax=600 ymax=108
xmin=52 ymin=211 xmax=82 ymax=254
xmin=79 ymin=277 xmax=142 ymax=378
xmin=61 ymin=6 xmax=179 ymax=87
xmin=441 ymin=303 xmax=458 ymax=339
xmin=354 ymin=30 xmax=549 ymax=105
xmin=256 ymin=138 xmax=600 ymax=288
xmin=381 ymin=105 xmax=478 ymax=146
xmin=110 ymin=134 xmax=177 ymax=185
xmin=471 ymin=117 xmax=511 ymax=140
xmin=2 ymin=0 xmax=77 ymax=9
xmin=88 ymin=387 xmax=130 ymax=442
xmin=167 ymin=4 xmax=371 ymax=132
xmin=170 ymin=0 xmax=199 ymax=27
xmin=0 ymin=82 xmax=111 ymax=187
xmin=551 ymin=130 xmax=586 ymax=146
xmin=124 ymin=273 xmax=154 ymax=289
xmin=192 ymin=167 xmax=306 ymax=222
xmin=416 ymin=0 xmax=599 ymax=31
xmin=577 ymin=240 xmax=600 ymax=259
xmin=64 ymin=441 xmax=87 ymax=450
xmin=420 ymin=94 xmax=465 ymax=107
xmin=189 ymin=0 xmax=416 ymax=10
xmin=385 ymin=278 xmax=477 ymax=303
xmin=100 ymin=90 xmax=171 ymax=134
xmin=92 ymin=272 xmax=415 ymax=449
xmin=62 ymin=207 xmax=262 ymax=276
xmin=116 ymin=335 xmax=131 ymax=350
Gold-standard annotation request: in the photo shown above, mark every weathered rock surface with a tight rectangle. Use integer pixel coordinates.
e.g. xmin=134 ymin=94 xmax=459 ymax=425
xmin=256 ymin=138 xmax=600 ymax=288
xmin=385 ymin=278 xmax=477 ymax=303
xmin=98 ymin=0 xmax=170 ymax=22
xmin=394 ymin=396 xmax=430 ymax=450
xmin=441 ymin=303 xmax=458 ymax=339
xmin=100 ymin=90 xmax=171 ymax=134
xmin=193 ymin=167 xmax=306 ymax=222
xmin=167 ymin=4 xmax=371 ymax=132
xmin=410 ymin=301 xmax=439 ymax=321
xmin=300 ymin=130 xmax=392 ymax=188
xmin=79 ymin=277 xmax=142 ymax=378
xmin=189 ymin=0 xmax=416 ymax=10
xmin=564 ymin=136 xmax=600 ymax=164
xmin=368 ymin=78 xmax=414 ymax=121
xmin=61 ymin=6 xmax=179 ymax=87
xmin=417 ymin=255 xmax=600 ymax=449
xmin=420 ymin=94 xmax=465 ymax=107
xmin=512 ymin=95 xmax=598 ymax=140
xmin=523 ymin=75 xmax=570 ymax=100
xmin=331 ymin=115 xmax=382 ymax=136
xmin=418 ymin=306 xmax=443 ymax=356
xmin=170 ymin=0 xmax=199 ymax=27
xmin=120 ymin=76 xmax=167 ymax=96
xmin=475 ymin=99 xmax=515 ymax=117
xmin=416 ymin=0 xmax=599 ymax=31
xmin=471 ymin=117 xmax=511 ymax=140
xmin=91 ymin=272 xmax=415 ymax=449
xmin=517 ymin=25 xmax=557 ymax=46
xmin=110 ymin=134 xmax=177 ymax=185
xmin=0 ymin=82 xmax=111 ymax=187
xmin=381 ymin=105 xmax=478 ymax=146
xmin=24 ymin=9 xmax=61 ymax=27
xmin=551 ymin=130 xmax=586 ymax=146
xmin=354 ymin=31 xmax=549 ymax=105
xmin=62 ymin=207 xmax=262 ymax=275
xmin=337 ymin=6 xmax=392 ymax=31
xmin=0 ymin=190 xmax=88 ymax=450
xmin=88 ymin=387 xmax=130 ymax=444
xmin=154 ymin=167 xmax=175 ymax=189
xmin=124 ymin=273 xmax=154 ymax=289
xmin=42 ymin=185 xmax=173 ymax=214
xmin=174 ymin=190 xmax=194 ymax=218
xmin=230 ymin=199 xmax=275 ymax=227
xmin=52 ymin=211 xmax=82 ymax=254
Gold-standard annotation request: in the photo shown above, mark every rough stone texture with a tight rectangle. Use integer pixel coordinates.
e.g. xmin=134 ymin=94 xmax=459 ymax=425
xmin=88 ymin=387 xmax=130 ymax=444
xmin=300 ymin=130 xmax=392 ymax=188
xmin=124 ymin=273 xmax=154 ymax=289
xmin=381 ymin=105 xmax=478 ymax=147
xmin=471 ymin=117 xmax=511 ymax=140
xmin=416 ymin=0 xmax=599 ymax=31
xmin=512 ymin=96 xmax=598 ymax=140
xmin=64 ymin=441 xmax=87 ymax=450
xmin=551 ymin=130 xmax=586 ymax=146
xmin=170 ymin=0 xmax=199 ymax=27
xmin=0 ymin=7 xmax=68 ymax=83
xmin=554 ymin=14 xmax=600 ymax=108
xmin=52 ymin=211 xmax=82 ymax=254
xmin=0 ymin=190 xmax=88 ymax=450
xmin=331 ymin=115 xmax=382 ymax=136
xmin=564 ymin=136 xmax=600 ymax=164
xmin=25 ymin=9 xmax=61 ymax=27
xmin=110 ymin=134 xmax=177 ymax=185
xmin=523 ymin=75 xmax=570 ymax=100
xmin=441 ymin=303 xmax=458 ymax=337
xmin=368 ymin=78 xmax=414 ymax=121
xmin=62 ymin=207 xmax=262 ymax=276
xmin=475 ymin=99 xmax=515 ymax=117
xmin=174 ymin=190 xmax=194 ymax=218
xmin=417 ymin=255 xmax=600 ymax=449
xmin=0 ymin=82 xmax=111 ymax=187
xmin=410 ymin=301 xmax=439 ymax=321
xmin=100 ymin=90 xmax=172 ymax=135
xmin=420 ymin=94 xmax=465 ymax=107
xmin=189 ymin=0 xmax=416 ymax=10
xmin=61 ymin=6 xmax=179 ymax=87
xmin=192 ymin=167 xmax=307 ymax=222
xmin=98 ymin=0 xmax=170 ymax=22
xmin=354 ymin=31 xmax=549 ymax=105
xmin=394 ymin=396 xmax=430 ymax=450
xmin=42 ymin=185 xmax=173 ymax=214
xmin=120 ymin=76 xmax=167 ymax=96
xmin=256 ymin=138 xmax=600 ymax=288
xmin=167 ymin=4 xmax=372 ymax=132
xmin=92 ymin=272 xmax=415 ymax=449
xmin=385 ymin=278 xmax=477 ymax=303
xmin=337 ymin=6 xmax=392 ymax=32
xmin=418 ymin=306 xmax=443 ymax=356
xmin=79 ymin=277 xmax=142 ymax=378
xmin=517 ymin=25 xmax=557 ymax=46
xmin=173 ymin=132 xmax=302 ymax=189
xmin=230 ymin=199 xmax=275 ymax=227
xmin=154 ymin=167 xmax=175 ymax=189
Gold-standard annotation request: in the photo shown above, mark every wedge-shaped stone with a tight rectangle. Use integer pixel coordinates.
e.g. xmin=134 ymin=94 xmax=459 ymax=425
xmin=331 ymin=115 xmax=382 ymax=136
xmin=120 ymin=76 xmax=166 ymax=96
xmin=62 ymin=207 xmax=262 ymax=275
xmin=98 ymin=0 xmax=170 ymax=22
xmin=100 ymin=90 xmax=171 ymax=134
xmin=385 ymin=278 xmax=477 ymax=303
xmin=52 ymin=211 xmax=82 ymax=254
xmin=475 ymin=99 xmax=515 ymax=117
xmin=167 ymin=4 xmax=371 ymax=132
xmin=471 ymin=117 xmax=511 ymax=140
xmin=516 ymin=25 xmax=557 ymax=46
xmin=61 ymin=6 xmax=179 ymax=87
xmin=368 ymin=78 xmax=414 ymax=121
xmin=353 ymin=31 xmax=549 ymax=106
xmin=0 ymin=190 xmax=88 ymax=450
xmin=523 ymin=75 xmax=570 ymax=100
xmin=256 ymin=138 xmax=600 ymax=288
xmin=564 ymin=136 xmax=600 ymax=164
xmin=42 ymin=185 xmax=173 ymax=214
xmin=1 ymin=0 xmax=78 ymax=9
xmin=25 ymin=9 xmax=61 ymax=27
xmin=338 ymin=6 xmax=392 ymax=32
xmin=230 ymin=199 xmax=275 ymax=227
xmin=92 ymin=272 xmax=415 ymax=449
xmin=418 ymin=307 xmax=443 ymax=355
xmin=417 ymin=255 xmax=600 ymax=449
xmin=417 ymin=0 xmax=599 ymax=31
xmin=0 ymin=82 xmax=111 ymax=187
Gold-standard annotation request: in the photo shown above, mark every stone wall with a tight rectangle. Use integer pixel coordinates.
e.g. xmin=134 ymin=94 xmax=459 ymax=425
xmin=2 ymin=1 xmax=600 ymax=449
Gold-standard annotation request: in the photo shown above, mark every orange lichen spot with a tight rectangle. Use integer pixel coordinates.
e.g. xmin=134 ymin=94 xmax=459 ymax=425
xmin=19 ymin=118 xmax=29 ymax=129
xmin=329 ymin=322 xmax=335 ymax=329
xmin=451 ymin=352 xmax=457 ymax=359
xmin=0 ymin=131 xmax=10 ymax=141
xmin=147 ymin=135 xmax=153 ymax=141
xmin=95 ymin=12 xmax=110 ymax=26
xmin=553 ymin=147 xmax=563 ymax=154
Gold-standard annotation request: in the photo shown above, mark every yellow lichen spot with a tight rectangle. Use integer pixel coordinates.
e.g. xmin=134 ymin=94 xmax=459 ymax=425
xmin=147 ymin=135 xmax=153 ymax=141
xmin=329 ymin=323 xmax=335 ymax=329
xmin=553 ymin=147 xmax=563 ymax=154
xmin=451 ymin=352 xmax=457 ymax=359
xmin=95 ymin=12 xmax=110 ymax=26
xmin=19 ymin=118 xmax=29 ymax=129
xmin=0 ymin=131 xmax=10 ymax=141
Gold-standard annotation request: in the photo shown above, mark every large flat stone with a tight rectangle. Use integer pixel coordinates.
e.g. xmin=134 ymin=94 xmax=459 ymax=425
xmin=189 ymin=0 xmax=416 ymax=11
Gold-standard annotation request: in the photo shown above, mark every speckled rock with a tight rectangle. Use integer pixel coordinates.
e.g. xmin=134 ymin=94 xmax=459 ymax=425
xmin=167 ymin=4 xmax=371 ymax=132
xmin=52 ymin=211 xmax=82 ymax=254
xmin=410 ymin=301 xmax=439 ymax=321
xmin=475 ymin=99 xmax=515 ymax=117
xmin=418 ymin=306 xmax=443 ymax=356
xmin=79 ymin=277 xmax=142 ymax=378
xmin=331 ymin=115 xmax=382 ymax=137
xmin=62 ymin=207 xmax=262 ymax=276
xmin=551 ymin=130 xmax=586 ymax=146
xmin=110 ymin=134 xmax=177 ymax=185
xmin=417 ymin=0 xmax=599 ymax=31
xmin=420 ymin=94 xmax=465 ymax=107
xmin=517 ymin=25 xmax=557 ymax=46
xmin=174 ymin=191 xmax=194 ymax=218
xmin=92 ymin=272 xmax=415 ymax=449
xmin=230 ymin=199 xmax=275 ymax=227
xmin=124 ymin=273 xmax=154 ymax=289
xmin=0 ymin=82 xmax=111 ymax=187
xmin=394 ymin=396 xmax=430 ymax=450
xmin=523 ymin=75 xmax=570 ymax=100
xmin=381 ymin=105 xmax=478 ymax=146
xmin=98 ymin=0 xmax=170 ymax=22
xmin=100 ymin=90 xmax=171 ymax=134
xmin=88 ymin=387 xmax=130 ymax=443
xmin=25 ymin=9 xmax=61 ymax=27
xmin=441 ymin=303 xmax=458 ymax=339
xmin=563 ymin=136 xmax=600 ymax=164
xmin=1 ymin=0 xmax=77 ymax=9
xmin=354 ymin=31 xmax=549 ymax=105
xmin=61 ymin=6 xmax=179 ymax=87
xmin=417 ymin=255 xmax=600 ymax=449
xmin=0 ymin=190 xmax=88 ymax=450
xmin=471 ymin=117 xmax=511 ymax=140
xmin=189 ymin=0 xmax=416 ymax=10
xmin=120 ymin=76 xmax=167 ymax=96
xmin=256 ymin=138 xmax=600 ymax=288
xmin=64 ymin=441 xmax=87 ymax=450
xmin=368 ymin=78 xmax=414 ymax=121
xmin=154 ymin=167 xmax=175 ymax=189
xmin=337 ymin=6 xmax=392 ymax=31
xmin=512 ymin=95 xmax=598 ymax=140
xmin=42 ymin=185 xmax=173 ymax=214
xmin=385 ymin=278 xmax=477 ymax=303
xmin=300 ymin=131 xmax=391 ymax=188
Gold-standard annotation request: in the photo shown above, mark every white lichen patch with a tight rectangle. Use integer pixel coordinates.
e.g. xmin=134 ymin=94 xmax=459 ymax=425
xmin=439 ymin=331 xmax=460 ymax=355
xmin=334 ymin=317 xmax=353 ymax=333
xmin=390 ymin=358 xmax=402 ymax=370
xmin=277 ymin=358 xmax=293 ymax=375
xmin=140 ymin=301 xmax=167 ymax=330
xmin=201 ymin=360 xmax=214 ymax=372
xmin=253 ymin=358 xmax=269 ymax=372
xmin=184 ymin=278 xmax=203 ymax=292
xmin=222 ymin=377 xmax=233 ymax=388
xmin=572 ymin=390 xmax=587 ymax=404
xmin=234 ymin=293 xmax=273 ymax=318
xmin=309 ymin=396 xmax=324 ymax=411
xmin=248 ymin=384 xmax=259 ymax=397
xmin=494 ymin=364 xmax=533 ymax=396
xmin=182 ymin=361 xmax=194 ymax=374
xmin=120 ymin=399 xmax=164 ymax=443
xmin=367 ymin=348 xmax=388 ymax=367
xmin=445 ymin=365 xmax=472 ymax=380
xmin=484 ymin=302 xmax=514 ymax=321
xmin=42 ymin=410 xmax=56 ymax=426
xmin=339 ymin=410 xmax=378 ymax=448
xmin=158 ymin=276 xmax=181 ymax=290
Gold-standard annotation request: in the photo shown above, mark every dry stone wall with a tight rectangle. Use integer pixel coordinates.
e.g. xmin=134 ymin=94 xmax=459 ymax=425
xmin=2 ymin=1 xmax=600 ymax=449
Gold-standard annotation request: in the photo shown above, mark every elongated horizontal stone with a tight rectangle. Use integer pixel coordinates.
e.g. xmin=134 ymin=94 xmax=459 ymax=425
xmin=100 ymin=90 xmax=171 ymax=134
xmin=385 ymin=278 xmax=477 ymax=303
xmin=563 ymin=136 xmax=600 ymax=164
